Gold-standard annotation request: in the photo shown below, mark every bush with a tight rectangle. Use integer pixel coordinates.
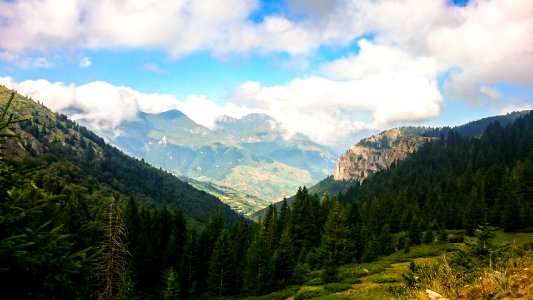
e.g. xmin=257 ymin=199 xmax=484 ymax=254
xmin=294 ymin=287 xmax=328 ymax=300
xmin=323 ymin=282 xmax=353 ymax=293
xmin=372 ymin=277 xmax=399 ymax=283
xmin=448 ymin=233 xmax=464 ymax=243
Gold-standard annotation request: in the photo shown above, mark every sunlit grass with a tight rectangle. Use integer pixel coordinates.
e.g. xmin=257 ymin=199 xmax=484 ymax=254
xmin=244 ymin=231 xmax=533 ymax=299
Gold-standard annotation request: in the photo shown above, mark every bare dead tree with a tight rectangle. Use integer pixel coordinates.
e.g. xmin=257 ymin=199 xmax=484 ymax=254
xmin=96 ymin=199 xmax=132 ymax=300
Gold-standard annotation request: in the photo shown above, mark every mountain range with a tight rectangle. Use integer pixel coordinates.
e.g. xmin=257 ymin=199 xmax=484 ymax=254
xmin=3 ymin=84 xmax=533 ymax=299
xmin=0 ymin=85 xmax=241 ymax=224
xmin=253 ymin=110 xmax=530 ymax=217
xmin=93 ymin=108 xmax=338 ymax=215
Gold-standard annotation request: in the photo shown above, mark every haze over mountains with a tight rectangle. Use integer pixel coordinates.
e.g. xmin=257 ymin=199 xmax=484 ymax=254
xmin=89 ymin=107 xmax=338 ymax=215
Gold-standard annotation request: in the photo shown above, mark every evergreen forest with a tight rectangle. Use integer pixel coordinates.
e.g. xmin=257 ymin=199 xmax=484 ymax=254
xmin=1 ymin=87 xmax=532 ymax=299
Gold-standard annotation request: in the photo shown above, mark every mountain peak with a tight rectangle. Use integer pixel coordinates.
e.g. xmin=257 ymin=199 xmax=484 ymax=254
xmin=241 ymin=113 xmax=273 ymax=123
xmin=156 ymin=109 xmax=186 ymax=119
xmin=215 ymin=113 xmax=273 ymax=125
xmin=216 ymin=115 xmax=239 ymax=124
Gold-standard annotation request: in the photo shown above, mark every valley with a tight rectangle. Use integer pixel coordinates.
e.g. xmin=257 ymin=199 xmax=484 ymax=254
xmin=94 ymin=109 xmax=337 ymax=215
xmin=1 ymin=87 xmax=532 ymax=299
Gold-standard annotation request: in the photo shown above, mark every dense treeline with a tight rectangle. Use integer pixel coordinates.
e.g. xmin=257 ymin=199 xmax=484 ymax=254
xmin=0 ymin=86 xmax=240 ymax=224
xmin=2 ymin=86 xmax=533 ymax=298
xmin=0 ymin=88 xmax=243 ymax=298
xmin=340 ymin=112 xmax=533 ymax=234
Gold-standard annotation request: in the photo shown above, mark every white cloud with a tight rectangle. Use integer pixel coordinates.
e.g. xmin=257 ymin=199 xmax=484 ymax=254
xmin=0 ymin=77 xmax=180 ymax=130
xmin=0 ymin=0 xmax=531 ymax=147
xmin=230 ymin=74 xmax=443 ymax=146
xmin=79 ymin=57 xmax=92 ymax=68
xmin=175 ymin=95 xmax=262 ymax=129
xmin=0 ymin=76 xmax=260 ymax=133
xmin=321 ymin=40 xmax=441 ymax=80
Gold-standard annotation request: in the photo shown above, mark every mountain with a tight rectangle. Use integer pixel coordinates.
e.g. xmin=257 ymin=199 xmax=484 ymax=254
xmin=98 ymin=109 xmax=337 ymax=215
xmin=333 ymin=129 xmax=436 ymax=181
xmin=0 ymin=86 xmax=240 ymax=224
xmin=253 ymin=111 xmax=530 ymax=217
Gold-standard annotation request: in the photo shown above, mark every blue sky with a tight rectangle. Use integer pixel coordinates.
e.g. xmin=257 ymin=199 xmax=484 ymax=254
xmin=1 ymin=0 xmax=532 ymax=149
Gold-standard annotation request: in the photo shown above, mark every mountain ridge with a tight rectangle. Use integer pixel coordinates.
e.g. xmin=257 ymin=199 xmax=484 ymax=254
xmin=0 ymin=85 xmax=241 ymax=224
xmin=98 ymin=107 xmax=338 ymax=215
xmin=252 ymin=110 xmax=531 ymax=218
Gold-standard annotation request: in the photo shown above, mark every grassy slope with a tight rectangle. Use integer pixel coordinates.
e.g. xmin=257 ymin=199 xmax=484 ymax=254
xmin=240 ymin=231 xmax=533 ymax=300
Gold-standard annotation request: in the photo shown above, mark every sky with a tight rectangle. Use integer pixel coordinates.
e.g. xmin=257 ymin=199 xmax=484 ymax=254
xmin=0 ymin=0 xmax=532 ymax=150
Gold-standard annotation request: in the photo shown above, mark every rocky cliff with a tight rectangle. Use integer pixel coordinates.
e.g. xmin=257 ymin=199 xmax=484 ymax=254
xmin=333 ymin=130 xmax=435 ymax=181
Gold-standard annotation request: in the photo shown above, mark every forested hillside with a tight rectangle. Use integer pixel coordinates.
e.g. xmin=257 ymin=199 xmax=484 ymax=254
xmin=0 ymin=87 xmax=245 ymax=298
xmin=0 ymin=86 xmax=239 ymax=223
xmin=238 ymin=110 xmax=533 ymax=298
xmin=1 ymin=85 xmax=532 ymax=299
xmin=278 ymin=111 xmax=531 ymax=213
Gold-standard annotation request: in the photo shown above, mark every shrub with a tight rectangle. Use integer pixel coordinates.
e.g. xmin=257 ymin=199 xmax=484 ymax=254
xmin=323 ymin=282 xmax=353 ymax=293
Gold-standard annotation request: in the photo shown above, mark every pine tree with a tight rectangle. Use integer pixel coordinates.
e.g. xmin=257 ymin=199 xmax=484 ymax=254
xmin=291 ymin=187 xmax=322 ymax=256
xmin=183 ymin=221 xmax=201 ymax=298
xmin=422 ymin=229 xmax=434 ymax=244
xmin=263 ymin=204 xmax=278 ymax=251
xmin=347 ymin=203 xmax=364 ymax=262
xmin=273 ymin=228 xmax=295 ymax=287
xmin=408 ymin=215 xmax=422 ymax=246
xmin=245 ymin=227 xmax=274 ymax=295
xmin=464 ymin=186 xmax=487 ymax=235
xmin=377 ymin=223 xmax=394 ymax=255
xmin=277 ymin=198 xmax=291 ymax=236
xmin=320 ymin=200 xmax=349 ymax=281
xmin=207 ymin=229 xmax=236 ymax=296
xmin=198 ymin=212 xmax=225 ymax=292
xmin=162 ymin=268 xmax=180 ymax=300
xmin=518 ymin=155 xmax=533 ymax=227
xmin=498 ymin=168 xmax=523 ymax=231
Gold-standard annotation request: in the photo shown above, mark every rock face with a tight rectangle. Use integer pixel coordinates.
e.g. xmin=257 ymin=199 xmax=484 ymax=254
xmin=333 ymin=131 xmax=434 ymax=182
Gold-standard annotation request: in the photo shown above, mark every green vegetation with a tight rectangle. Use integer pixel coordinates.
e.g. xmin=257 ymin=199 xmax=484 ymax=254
xmin=1 ymin=86 xmax=532 ymax=298
xmin=110 ymin=106 xmax=338 ymax=215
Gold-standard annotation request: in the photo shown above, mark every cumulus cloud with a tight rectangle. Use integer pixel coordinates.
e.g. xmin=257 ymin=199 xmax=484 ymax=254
xmin=2 ymin=0 xmax=530 ymax=96
xmin=0 ymin=0 xmax=531 ymax=147
xmin=0 ymin=77 xmax=180 ymax=130
xmin=174 ymin=95 xmax=262 ymax=128
xmin=230 ymin=74 xmax=442 ymax=146
xmin=321 ymin=40 xmax=441 ymax=80
xmin=0 ymin=77 xmax=260 ymax=133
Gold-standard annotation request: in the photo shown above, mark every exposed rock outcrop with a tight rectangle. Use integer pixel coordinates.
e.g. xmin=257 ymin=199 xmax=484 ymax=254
xmin=333 ymin=132 xmax=435 ymax=182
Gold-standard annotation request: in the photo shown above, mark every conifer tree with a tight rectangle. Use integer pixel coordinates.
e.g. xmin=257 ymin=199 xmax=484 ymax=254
xmin=277 ymin=198 xmax=291 ymax=236
xmin=320 ymin=200 xmax=349 ymax=281
xmin=273 ymin=228 xmax=295 ymax=287
xmin=198 ymin=212 xmax=225 ymax=292
xmin=162 ymin=268 xmax=180 ymax=300
xmin=183 ymin=221 xmax=201 ymax=298
xmin=377 ymin=223 xmax=394 ymax=255
xmin=408 ymin=215 xmax=422 ymax=246
xmin=230 ymin=218 xmax=250 ymax=293
xmin=498 ymin=168 xmax=523 ymax=231
xmin=263 ymin=204 xmax=278 ymax=251
xmin=245 ymin=227 xmax=274 ymax=295
xmin=291 ymin=187 xmax=322 ymax=255
xmin=347 ymin=203 xmax=364 ymax=262
xmin=464 ymin=186 xmax=487 ymax=235
xmin=207 ymin=229 xmax=236 ymax=296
